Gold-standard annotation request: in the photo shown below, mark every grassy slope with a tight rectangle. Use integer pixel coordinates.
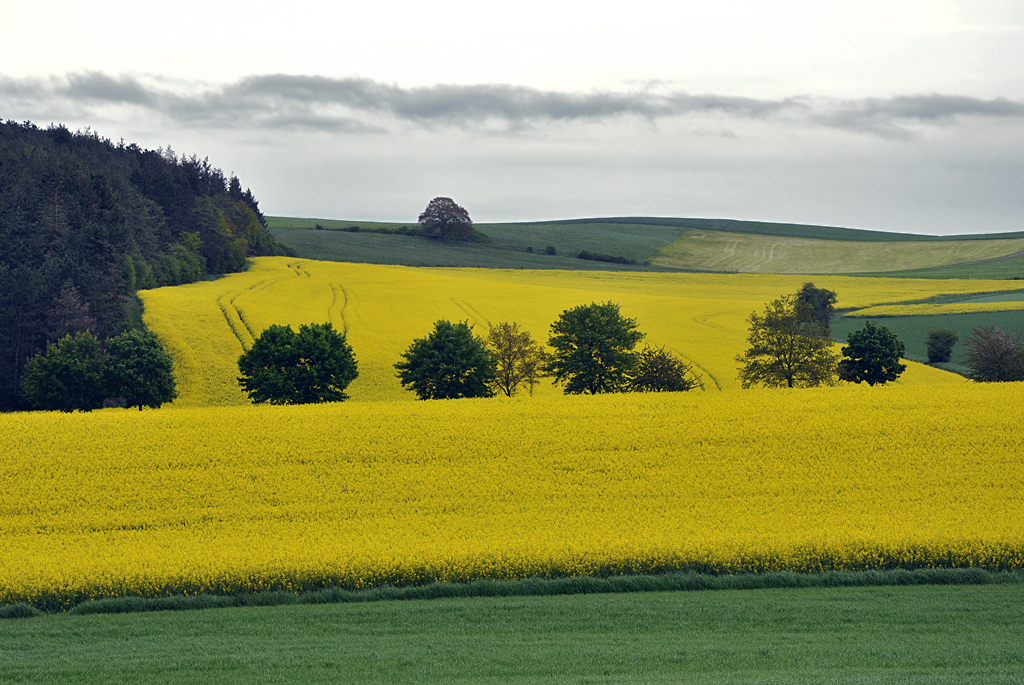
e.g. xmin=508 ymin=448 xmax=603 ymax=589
xmin=4 ymin=585 xmax=1023 ymax=684
xmin=855 ymin=252 xmax=1024 ymax=280
xmin=648 ymin=230 xmax=1024 ymax=274
xmin=267 ymin=215 xmax=1024 ymax=277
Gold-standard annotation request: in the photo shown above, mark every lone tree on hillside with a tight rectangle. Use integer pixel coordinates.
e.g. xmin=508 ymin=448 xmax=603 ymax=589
xmin=629 ymin=345 xmax=703 ymax=392
xmin=795 ymin=282 xmax=838 ymax=334
xmin=20 ymin=331 xmax=108 ymax=411
xmin=837 ymin=321 xmax=906 ymax=386
xmin=926 ymin=329 xmax=959 ymax=364
xmin=544 ymin=301 xmax=645 ymax=394
xmin=484 ymin=322 xmax=547 ymax=397
xmin=238 ymin=322 xmax=358 ymax=404
xmin=418 ymin=197 xmax=476 ymax=241
xmin=736 ymin=294 xmax=839 ymax=388
xmin=105 ymin=329 xmax=178 ymax=410
xmin=395 ymin=320 xmax=496 ymax=399
xmin=963 ymin=325 xmax=1024 ymax=382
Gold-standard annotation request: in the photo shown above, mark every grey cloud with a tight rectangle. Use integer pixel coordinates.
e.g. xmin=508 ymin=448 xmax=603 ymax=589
xmin=812 ymin=94 xmax=1024 ymax=137
xmin=64 ymin=71 xmax=155 ymax=106
xmin=2 ymin=72 xmax=1022 ymax=136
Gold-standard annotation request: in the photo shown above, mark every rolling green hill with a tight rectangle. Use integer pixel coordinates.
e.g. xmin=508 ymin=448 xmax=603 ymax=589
xmin=267 ymin=215 xmax=1024 ymax=278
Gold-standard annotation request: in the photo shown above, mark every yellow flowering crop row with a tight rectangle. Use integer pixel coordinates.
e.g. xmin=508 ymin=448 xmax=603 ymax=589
xmin=2 ymin=384 xmax=1022 ymax=609
xmin=847 ymin=301 xmax=1024 ymax=318
xmin=139 ymin=258 xmax=1022 ymax=405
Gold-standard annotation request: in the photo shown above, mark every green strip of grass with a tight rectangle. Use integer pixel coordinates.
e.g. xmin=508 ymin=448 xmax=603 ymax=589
xmin=5 ymin=568 xmax=1020 ymax=619
xmin=2 ymin=584 xmax=1023 ymax=684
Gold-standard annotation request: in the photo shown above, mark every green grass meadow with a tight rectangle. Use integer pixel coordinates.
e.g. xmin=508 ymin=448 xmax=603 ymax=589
xmin=4 ymin=585 xmax=1023 ymax=684
xmin=268 ymin=215 xmax=1024 ymax=279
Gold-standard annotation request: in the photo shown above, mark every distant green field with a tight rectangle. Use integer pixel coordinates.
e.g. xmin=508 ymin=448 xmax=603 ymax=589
xmin=267 ymin=216 xmax=1024 ymax=278
xmin=855 ymin=252 xmax=1024 ymax=280
xmin=833 ymin=308 xmax=1024 ymax=373
xmin=649 ymin=230 xmax=1024 ymax=274
xmin=267 ymin=218 xmax=690 ymax=271
xmin=3 ymin=585 xmax=1023 ymax=684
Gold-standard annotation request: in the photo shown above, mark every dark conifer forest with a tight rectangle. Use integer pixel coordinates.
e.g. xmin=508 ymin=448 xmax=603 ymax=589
xmin=0 ymin=120 xmax=294 ymax=409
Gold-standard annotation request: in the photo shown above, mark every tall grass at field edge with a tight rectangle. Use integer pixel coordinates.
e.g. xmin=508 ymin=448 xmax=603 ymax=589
xmin=4 ymin=568 xmax=1019 ymax=619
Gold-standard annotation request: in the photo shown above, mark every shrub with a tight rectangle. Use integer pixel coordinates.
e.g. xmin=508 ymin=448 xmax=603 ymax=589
xmin=964 ymin=325 xmax=1024 ymax=382
xmin=629 ymin=346 xmax=703 ymax=392
xmin=926 ymin=329 xmax=959 ymax=364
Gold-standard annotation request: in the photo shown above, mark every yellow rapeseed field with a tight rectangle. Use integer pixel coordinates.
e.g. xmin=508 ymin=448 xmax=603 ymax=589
xmin=848 ymin=301 xmax=1024 ymax=317
xmin=139 ymin=257 xmax=1023 ymax=405
xmin=2 ymin=385 xmax=1022 ymax=609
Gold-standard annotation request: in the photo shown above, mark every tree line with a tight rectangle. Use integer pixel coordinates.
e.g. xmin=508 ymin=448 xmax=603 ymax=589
xmin=0 ymin=120 xmax=294 ymax=409
xmin=736 ymin=282 xmax=1024 ymax=387
xmin=237 ymin=282 xmax=1024 ymax=406
xmin=237 ymin=302 xmax=704 ymax=404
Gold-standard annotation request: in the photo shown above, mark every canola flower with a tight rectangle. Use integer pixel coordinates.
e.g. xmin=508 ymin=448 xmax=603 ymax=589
xmin=847 ymin=301 xmax=1024 ymax=318
xmin=2 ymin=384 xmax=1023 ymax=610
xmin=139 ymin=257 xmax=1023 ymax=406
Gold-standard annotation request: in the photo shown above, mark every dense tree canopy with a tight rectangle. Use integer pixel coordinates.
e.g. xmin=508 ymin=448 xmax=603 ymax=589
xmin=105 ymin=329 xmax=178 ymax=410
xmin=20 ymin=331 xmax=108 ymax=412
xmin=736 ymin=294 xmax=838 ymax=388
xmin=238 ymin=323 xmax=358 ymax=404
xmin=395 ymin=320 xmax=496 ymax=399
xmin=0 ymin=120 xmax=294 ymax=409
xmin=838 ymin=321 xmax=906 ymax=386
xmin=418 ymin=197 xmax=476 ymax=241
xmin=544 ymin=302 xmax=645 ymax=394
xmin=795 ymin=282 xmax=838 ymax=333
xmin=963 ymin=325 xmax=1024 ymax=382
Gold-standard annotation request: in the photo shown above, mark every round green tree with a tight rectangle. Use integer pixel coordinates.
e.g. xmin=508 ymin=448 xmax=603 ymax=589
xmin=105 ymin=329 xmax=178 ymax=410
xmin=238 ymin=322 xmax=358 ymax=404
xmin=418 ymin=197 xmax=476 ymax=241
xmin=544 ymin=301 xmax=645 ymax=394
xmin=838 ymin=321 xmax=907 ymax=386
xmin=20 ymin=331 xmax=107 ymax=412
xmin=395 ymin=320 xmax=496 ymax=399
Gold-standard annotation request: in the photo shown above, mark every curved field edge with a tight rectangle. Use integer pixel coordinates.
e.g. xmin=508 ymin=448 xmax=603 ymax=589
xmin=2 ymin=568 xmax=1020 ymax=617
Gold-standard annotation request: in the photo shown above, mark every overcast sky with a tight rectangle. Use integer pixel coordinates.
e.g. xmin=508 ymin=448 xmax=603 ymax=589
xmin=2 ymin=0 xmax=1022 ymax=235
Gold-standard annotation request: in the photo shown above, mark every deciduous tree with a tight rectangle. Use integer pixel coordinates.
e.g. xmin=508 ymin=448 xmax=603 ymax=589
xmin=20 ymin=331 xmax=108 ymax=411
xmin=238 ymin=322 xmax=358 ymax=404
xmin=544 ymin=302 xmax=644 ymax=394
xmin=629 ymin=345 xmax=703 ymax=392
xmin=105 ymin=329 xmax=178 ymax=410
xmin=736 ymin=294 xmax=838 ymax=388
xmin=795 ymin=282 xmax=838 ymax=334
xmin=963 ymin=325 xmax=1024 ymax=382
xmin=484 ymin=322 xmax=547 ymax=397
xmin=395 ymin=320 xmax=496 ymax=399
xmin=837 ymin=321 xmax=906 ymax=386
xmin=418 ymin=197 xmax=476 ymax=241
